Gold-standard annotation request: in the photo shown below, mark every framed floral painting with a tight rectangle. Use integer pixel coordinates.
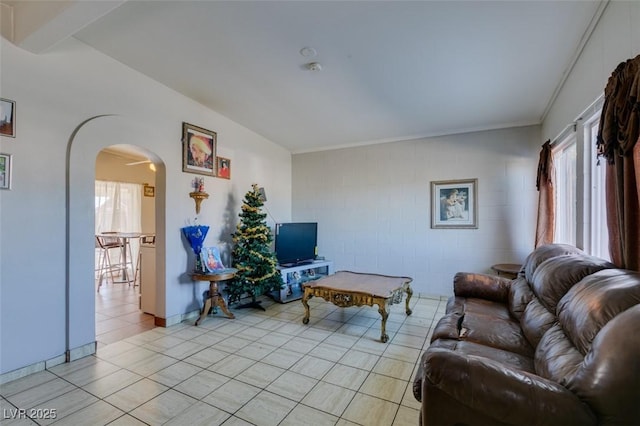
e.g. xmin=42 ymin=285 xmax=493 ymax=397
xmin=431 ymin=179 xmax=478 ymax=229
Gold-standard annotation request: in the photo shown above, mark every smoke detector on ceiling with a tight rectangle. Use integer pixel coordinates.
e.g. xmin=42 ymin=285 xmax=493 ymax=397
xmin=305 ymin=62 xmax=322 ymax=72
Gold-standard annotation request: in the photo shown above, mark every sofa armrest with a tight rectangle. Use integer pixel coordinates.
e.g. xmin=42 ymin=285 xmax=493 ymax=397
xmin=422 ymin=348 xmax=596 ymax=425
xmin=453 ymin=272 xmax=511 ymax=303
xmin=413 ymin=351 xmax=427 ymax=401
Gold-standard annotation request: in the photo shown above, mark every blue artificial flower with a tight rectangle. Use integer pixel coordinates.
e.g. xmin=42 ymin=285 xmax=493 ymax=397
xmin=181 ymin=225 xmax=209 ymax=255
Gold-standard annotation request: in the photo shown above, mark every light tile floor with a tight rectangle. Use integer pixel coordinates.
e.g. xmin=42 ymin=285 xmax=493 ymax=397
xmin=95 ymin=281 xmax=156 ymax=346
xmin=1 ymin=285 xmax=447 ymax=426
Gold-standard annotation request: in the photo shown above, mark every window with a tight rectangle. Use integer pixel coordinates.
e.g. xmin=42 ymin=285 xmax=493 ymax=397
xmin=585 ymin=116 xmax=610 ymax=260
xmin=553 ymin=134 xmax=577 ymax=245
xmin=551 ymin=98 xmax=609 ymax=260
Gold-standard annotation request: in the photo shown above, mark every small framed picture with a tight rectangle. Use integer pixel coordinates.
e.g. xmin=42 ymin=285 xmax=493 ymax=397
xmin=1 ymin=99 xmax=16 ymax=138
xmin=217 ymin=157 xmax=231 ymax=179
xmin=143 ymin=185 xmax=155 ymax=197
xmin=431 ymin=178 xmax=478 ymax=229
xmin=0 ymin=153 xmax=12 ymax=190
xmin=201 ymin=246 xmax=225 ymax=272
xmin=182 ymin=122 xmax=216 ymax=177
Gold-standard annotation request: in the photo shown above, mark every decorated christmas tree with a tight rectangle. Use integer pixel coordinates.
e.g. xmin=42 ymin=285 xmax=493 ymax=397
xmin=227 ymin=184 xmax=283 ymax=307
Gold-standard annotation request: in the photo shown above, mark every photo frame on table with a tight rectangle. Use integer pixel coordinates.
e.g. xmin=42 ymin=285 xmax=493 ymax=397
xmin=431 ymin=178 xmax=478 ymax=229
xmin=201 ymin=246 xmax=225 ymax=272
xmin=216 ymin=157 xmax=231 ymax=180
xmin=182 ymin=122 xmax=216 ymax=177
xmin=1 ymin=99 xmax=15 ymax=138
xmin=0 ymin=153 xmax=12 ymax=190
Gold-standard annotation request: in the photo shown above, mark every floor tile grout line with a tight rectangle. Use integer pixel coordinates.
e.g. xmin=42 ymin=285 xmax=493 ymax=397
xmin=3 ymin=289 xmax=438 ymax=426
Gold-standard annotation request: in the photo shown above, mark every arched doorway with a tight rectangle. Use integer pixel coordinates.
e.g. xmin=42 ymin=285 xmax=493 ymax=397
xmin=66 ymin=115 xmax=166 ymax=358
xmin=95 ymin=146 xmax=158 ymax=345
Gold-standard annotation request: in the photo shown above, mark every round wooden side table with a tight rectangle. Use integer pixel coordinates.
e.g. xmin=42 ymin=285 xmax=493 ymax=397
xmin=191 ymin=268 xmax=237 ymax=326
xmin=490 ymin=263 xmax=521 ymax=279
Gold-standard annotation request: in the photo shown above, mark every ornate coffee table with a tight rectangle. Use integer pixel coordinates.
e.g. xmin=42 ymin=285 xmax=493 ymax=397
xmin=301 ymin=271 xmax=413 ymax=342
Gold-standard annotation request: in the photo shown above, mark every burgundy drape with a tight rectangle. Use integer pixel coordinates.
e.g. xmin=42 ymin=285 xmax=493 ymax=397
xmin=535 ymin=140 xmax=554 ymax=248
xmin=596 ymin=54 xmax=640 ymax=270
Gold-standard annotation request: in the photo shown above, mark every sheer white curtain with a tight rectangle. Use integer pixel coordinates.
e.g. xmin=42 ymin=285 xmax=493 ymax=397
xmin=95 ymin=180 xmax=142 ymax=233
xmin=95 ymin=180 xmax=142 ymax=272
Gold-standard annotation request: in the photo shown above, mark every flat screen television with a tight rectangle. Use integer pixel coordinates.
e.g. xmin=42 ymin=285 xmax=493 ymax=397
xmin=274 ymin=222 xmax=318 ymax=266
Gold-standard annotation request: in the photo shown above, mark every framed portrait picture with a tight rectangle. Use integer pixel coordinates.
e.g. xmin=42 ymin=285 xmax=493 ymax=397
xmin=200 ymin=246 xmax=225 ymax=272
xmin=1 ymin=99 xmax=15 ymax=138
xmin=143 ymin=185 xmax=155 ymax=197
xmin=431 ymin=178 xmax=478 ymax=229
xmin=182 ymin=122 xmax=216 ymax=177
xmin=0 ymin=153 xmax=12 ymax=190
xmin=216 ymin=157 xmax=231 ymax=180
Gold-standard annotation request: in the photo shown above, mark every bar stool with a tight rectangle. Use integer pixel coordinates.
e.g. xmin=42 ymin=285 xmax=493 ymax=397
xmin=95 ymin=233 xmax=131 ymax=291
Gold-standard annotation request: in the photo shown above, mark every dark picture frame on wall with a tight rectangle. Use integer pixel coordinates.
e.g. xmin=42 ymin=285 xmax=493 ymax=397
xmin=182 ymin=122 xmax=216 ymax=177
xmin=143 ymin=184 xmax=155 ymax=197
xmin=1 ymin=99 xmax=16 ymax=138
xmin=216 ymin=157 xmax=231 ymax=179
xmin=431 ymin=178 xmax=478 ymax=229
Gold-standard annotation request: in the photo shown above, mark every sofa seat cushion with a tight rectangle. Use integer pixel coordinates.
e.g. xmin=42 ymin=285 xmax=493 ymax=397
xmin=460 ymin=312 xmax=534 ymax=357
xmin=429 ymin=338 xmax=535 ymax=373
xmin=431 ymin=309 xmax=534 ymax=357
xmin=433 ymin=296 xmax=514 ymax=343
xmin=446 ymin=296 xmax=513 ymax=320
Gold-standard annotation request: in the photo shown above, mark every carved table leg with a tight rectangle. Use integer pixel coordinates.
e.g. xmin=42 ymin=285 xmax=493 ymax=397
xmin=405 ymin=284 xmax=413 ymax=316
xmin=211 ymin=282 xmax=235 ymax=319
xmin=377 ymin=299 xmax=390 ymax=343
xmin=302 ymin=290 xmax=312 ymax=324
xmin=195 ymin=295 xmax=213 ymax=326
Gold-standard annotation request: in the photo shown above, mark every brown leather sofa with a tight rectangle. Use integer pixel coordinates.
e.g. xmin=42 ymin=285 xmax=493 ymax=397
xmin=413 ymin=244 xmax=640 ymax=425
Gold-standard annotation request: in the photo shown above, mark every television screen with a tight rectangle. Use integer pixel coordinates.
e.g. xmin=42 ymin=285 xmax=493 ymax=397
xmin=275 ymin=222 xmax=317 ymax=266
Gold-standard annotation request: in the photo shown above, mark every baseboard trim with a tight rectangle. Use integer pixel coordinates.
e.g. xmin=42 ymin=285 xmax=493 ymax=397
xmin=0 ymin=342 xmax=96 ymax=385
xmin=154 ymin=310 xmax=199 ymax=328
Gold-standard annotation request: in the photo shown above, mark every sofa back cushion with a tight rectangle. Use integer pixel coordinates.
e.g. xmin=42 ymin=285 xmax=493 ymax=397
xmin=519 ymin=254 xmax=613 ymax=348
xmin=558 ymin=269 xmax=640 ymax=355
xmin=536 ymin=269 xmax=640 ymax=424
xmin=531 ymin=255 xmax=614 ymax=313
xmin=566 ymin=304 xmax=640 ymax=424
xmin=508 ymin=244 xmax=584 ymax=320
xmin=521 ymin=244 xmax=584 ymax=282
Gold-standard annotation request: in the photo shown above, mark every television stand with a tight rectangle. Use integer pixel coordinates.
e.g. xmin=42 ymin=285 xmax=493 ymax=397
xmin=270 ymin=260 xmax=333 ymax=303
xmin=280 ymin=260 xmax=314 ymax=268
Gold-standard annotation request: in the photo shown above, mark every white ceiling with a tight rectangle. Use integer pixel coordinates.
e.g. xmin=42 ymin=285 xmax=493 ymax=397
xmin=8 ymin=1 xmax=606 ymax=153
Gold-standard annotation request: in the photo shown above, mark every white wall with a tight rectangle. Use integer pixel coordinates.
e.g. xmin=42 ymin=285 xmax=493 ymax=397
xmin=543 ymin=0 xmax=640 ymax=141
xmin=291 ymin=0 xmax=640 ymax=299
xmin=292 ymin=125 xmax=541 ymax=297
xmin=0 ymin=36 xmax=291 ymax=375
